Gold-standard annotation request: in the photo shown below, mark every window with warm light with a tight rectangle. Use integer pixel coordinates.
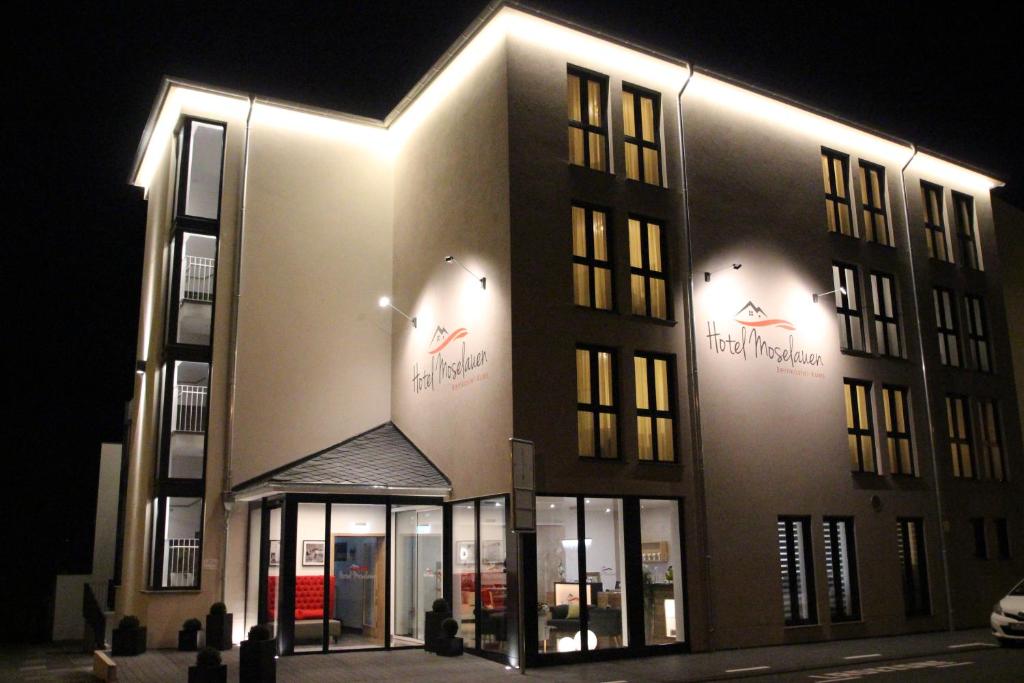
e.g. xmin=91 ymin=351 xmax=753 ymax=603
xmin=567 ymin=68 xmax=608 ymax=172
xmin=844 ymin=378 xmax=876 ymax=473
xmin=622 ymin=85 xmax=661 ymax=185
xmin=882 ymin=386 xmax=915 ymax=476
xmin=953 ymin=191 xmax=981 ymax=270
xmin=634 ymin=353 xmax=676 ymax=462
xmin=628 ymin=216 xmax=669 ymax=319
xmin=870 ymin=272 xmax=900 ymax=358
xmin=896 ymin=518 xmax=930 ymax=617
xmin=964 ymin=294 xmax=991 ymax=372
xmin=832 ymin=263 xmax=864 ymax=352
xmin=921 ymin=181 xmax=953 ymax=262
xmin=572 ymin=205 xmax=613 ymax=310
xmin=576 ymin=346 xmax=618 ymax=459
xmin=946 ymin=395 xmax=974 ymax=479
xmin=933 ymin=288 xmax=960 ymax=367
xmin=976 ymin=399 xmax=1005 ymax=481
xmin=778 ymin=516 xmax=816 ymax=626
xmin=823 ymin=517 xmax=860 ymax=622
xmin=822 ymin=148 xmax=855 ymax=236
xmin=859 ymin=161 xmax=892 ymax=245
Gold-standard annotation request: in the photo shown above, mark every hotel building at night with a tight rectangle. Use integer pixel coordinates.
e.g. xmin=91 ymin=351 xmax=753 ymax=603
xmin=115 ymin=1 xmax=1023 ymax=666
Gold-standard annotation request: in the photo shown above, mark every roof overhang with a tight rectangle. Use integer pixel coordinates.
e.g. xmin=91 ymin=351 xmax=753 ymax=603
xmin=231 ymin=483 xmax=451 ymax=503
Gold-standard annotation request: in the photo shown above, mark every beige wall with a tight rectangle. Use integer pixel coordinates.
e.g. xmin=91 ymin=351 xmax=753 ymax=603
xmin=230 ymin=108 xmax=394 ymax=487
xmin=389 ymin=38 xmax=513 ymax=501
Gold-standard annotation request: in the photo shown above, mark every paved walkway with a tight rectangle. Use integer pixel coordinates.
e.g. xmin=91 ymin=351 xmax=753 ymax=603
xmin=0 ymin=628 xmax=1007 ymax=682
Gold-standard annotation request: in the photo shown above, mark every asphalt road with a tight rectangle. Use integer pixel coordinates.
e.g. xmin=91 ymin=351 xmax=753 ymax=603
xmin=743 ymin=647 xmax=1024 ymax=682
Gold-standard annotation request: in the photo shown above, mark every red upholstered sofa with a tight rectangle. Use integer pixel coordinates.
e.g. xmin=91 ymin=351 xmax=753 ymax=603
xmin=459 ymin=572 xmax=507 ymax=609
xmin=267 ymin=575 xmax=342 ymax=642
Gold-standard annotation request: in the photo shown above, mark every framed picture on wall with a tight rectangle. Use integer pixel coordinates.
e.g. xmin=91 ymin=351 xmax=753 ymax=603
xmin=268 ymin=540 xmax=280 ymax=567
xmin=456 ymin=541 xmax=475 ymax=565
xmin=302 ymin=540 xmax=325 ymax=566
xmin=481 ymin=539 xmax=504 ymax=564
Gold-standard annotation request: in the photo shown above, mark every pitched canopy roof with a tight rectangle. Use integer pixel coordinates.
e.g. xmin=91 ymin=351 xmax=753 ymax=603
xmin=232 ymin=423 xmax=450 ymax=499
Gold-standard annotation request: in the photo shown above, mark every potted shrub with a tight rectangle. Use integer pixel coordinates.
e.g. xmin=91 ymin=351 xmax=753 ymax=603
xmin=178 ymin=618 xmax=202 ymax=651
xmin=111 ymin=615 xmax=147 ymax=656
xmin=424 ymin=598 xmax=451 ymax=653
xmin=188 ymin=647 xmax=227 ymax=683
xmin=205 ymin=602 xmax=234 ymax=651
xmin=239 ymin=624 xmax=276 ymax=682
xmin=435 ymin=617 xmax=463 ymax=657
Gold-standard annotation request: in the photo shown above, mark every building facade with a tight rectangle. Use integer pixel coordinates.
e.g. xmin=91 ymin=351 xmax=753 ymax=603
xmin=117 ymin=2 xmax=1023 ymax=666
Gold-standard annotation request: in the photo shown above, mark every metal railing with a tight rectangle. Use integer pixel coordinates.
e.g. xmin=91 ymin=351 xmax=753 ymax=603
xmin=165 ymin=538 xmax=200 ymax=588
xmin=174 ymin=384 xmax=208 ymax=433
xmin=181 ymin=255 xmax=215 ymax=303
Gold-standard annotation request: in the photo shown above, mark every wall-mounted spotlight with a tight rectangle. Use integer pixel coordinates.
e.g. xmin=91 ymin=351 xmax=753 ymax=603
xmin=704 ymin=263 xmax=742 ymax=283
xmin=812 ymin=286 xmax=847 ymax=303
xmin=444 ymin=255 xmax=486 ymax=289
xmin=135 ymin=360 xmax=147 ymax=374
xmin=378 ymin=296 xmax=417 ymax=328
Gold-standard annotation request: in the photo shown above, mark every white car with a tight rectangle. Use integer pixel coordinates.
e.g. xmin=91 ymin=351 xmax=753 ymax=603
xmin=991 ymin=578 xmax=1024 ymax=646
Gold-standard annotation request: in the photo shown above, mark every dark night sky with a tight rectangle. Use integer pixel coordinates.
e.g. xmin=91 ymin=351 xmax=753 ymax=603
xmin=5 ymin=1 xmax=1021 ymax=641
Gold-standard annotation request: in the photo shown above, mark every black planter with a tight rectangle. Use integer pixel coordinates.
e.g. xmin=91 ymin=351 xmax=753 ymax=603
xmin=188 ymin=664 xmax=227 ymax=683
xmin=111 ymin=626 xmax=147 ymax=656
xmin=239 ymin=638 xmax=277 ymax=682
xmin=205 ymin=613 xmax=234 ymax=651
xmin=436 ymin=636 xmax=464 ymax=657
xmin=423 ymin=611 xmax=450 ymax=653
xmin=178 ymin=629 xmax=200 ymax=651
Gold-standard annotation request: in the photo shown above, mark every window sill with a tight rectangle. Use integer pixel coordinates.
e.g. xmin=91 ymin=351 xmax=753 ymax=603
xmin=574 ymin=304 xmax=619 ymax=316
xmin=623 ymin=177 xmax=668 ymax=191
xmin=568 ymin=162 xmax=612 ymax=177
xmin=143 ymin=588 xmax=203 ymax=594
xmin=839 ymin=349 xmax=873 ymax=359
xmin=784 ymin=622 xmax=822 ymax=630
xmin=629 ymin=314 xmax=677 ymax=327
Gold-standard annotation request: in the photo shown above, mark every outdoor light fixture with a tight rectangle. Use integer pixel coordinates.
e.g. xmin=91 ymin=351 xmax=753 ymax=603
xmin=444 ymin=255 xmax=486 ymax=289
xmin=704 ymin=263 xmax=742 ymax=283
xmin=378 ymin=296 xmax=417 ymax=327
xmin=812 ymin=286 xmax=847 ymax=303
xmin=135 ymin=360 xmax=147 ymax=374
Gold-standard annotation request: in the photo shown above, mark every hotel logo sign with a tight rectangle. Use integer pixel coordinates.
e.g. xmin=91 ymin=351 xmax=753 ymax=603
xmin=706 ymin=300 xmax=824 ymax=378
xmin=412 ymin=325 xmax=489 ymax=394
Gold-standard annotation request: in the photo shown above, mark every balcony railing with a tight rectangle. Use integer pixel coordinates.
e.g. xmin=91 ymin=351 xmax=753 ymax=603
xmin=174 ymin=384 xmax=208 ymax=433
xmin=182 ymin=255 xmax=215 ymax=303
xmin=165 ymin=538 xmax=200 ymax=588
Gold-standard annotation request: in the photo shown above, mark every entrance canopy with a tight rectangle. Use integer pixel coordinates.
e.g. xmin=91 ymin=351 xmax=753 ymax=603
xmin=232 ymin=422 xmax=451 ymax=500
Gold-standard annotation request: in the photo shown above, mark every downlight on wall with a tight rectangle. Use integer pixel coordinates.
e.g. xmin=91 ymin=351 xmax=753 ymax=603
xmin=812 ymin=286 xmax=846 ymax=304
xmin=703 ymin=263 xmax=742 ymax=283
xmin=444 ymin=255 xmax=486 ymax=289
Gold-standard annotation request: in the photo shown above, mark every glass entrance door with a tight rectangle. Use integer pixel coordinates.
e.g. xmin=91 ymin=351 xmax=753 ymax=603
xmin=391 ymin=505 xmax=443 ymax=645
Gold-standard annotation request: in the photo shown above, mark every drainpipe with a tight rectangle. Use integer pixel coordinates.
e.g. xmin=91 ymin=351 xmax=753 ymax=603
xmin=221 ymin=95 xmax=254 ymax=602
xmin=676 ymin=67 xmax=716 ymax=651
xmin=898 ymin=146 xmax=955 ymax=631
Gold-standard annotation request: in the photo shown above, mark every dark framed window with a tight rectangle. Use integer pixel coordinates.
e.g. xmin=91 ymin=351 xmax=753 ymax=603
xmin=571 ymin=205 xmax=613 ymax=310
xmin=822 ymin=149 xmax=855 ymax=236
xmin=823 ymin=517 xmax=860 ymax=622
xmin=953 ymin=191 xmax=981 ymax=270
xmin=859 ymin=161 xmax=892 ymax=245
xmin=870 ymin=272 xmax=901 ymax=357
xmin=150 ymin=494 xmax=204 ymax=589
xmin=567 ymin=68 xmax=608 ymax=172
xmin=634 ymin=352 xmax=676 ymax=462
xmin=833 ymin=263 xmax=865 ymax=352
xmin=946 ymin=395 xmax=974 ymax=479
xmin=778 ymin=516 xmax=816 ymax=626
xmin=964 ymin=295 xmax=991 ymax=372
xmin=896 ymin=518 xmax=930 ymax=617
xmin=844 ymin=378 xmax=876 ymax=473
xmin=921 ymin=181 xmax=952 ymax=263
xmin=622 ymin=85 xmax=661 ymax=185
xmin=628 ymin=216 xmax=669 ymax=319
xmin=933 ymin=288 xmax=960 ymax=367
xmin=882 ymin=385 xmax=915 ymax=476
xmin=576 ymin=346 xmax=618 ymax=459
xmin=976 ymin=399 xmax=1005 ymax=481
xmin=970 ymin=518 xmax=987 ymax=559
xmin=166 ymin=232 xmax=218 ymax=349
xmin=174 ymin=118 xmax=226 ymax=226
xmin=994 ymin=519 xmax=1011 ymax=560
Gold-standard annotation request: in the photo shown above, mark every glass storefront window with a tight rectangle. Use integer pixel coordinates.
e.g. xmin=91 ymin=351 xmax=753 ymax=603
xmin=245 ymin=506 xmax=261 ymax=634
xmin=584 ymin=498 xmax=627 ymax=649
xmin=294 ymin=503 xmax=327 ymax=653
xmin=640 ymin=499 xmax=684 ymax=644
xmin=391 ymin=505 xmax=443 ymax=645
xmin=266 ymin=506 xmax=281 ymax=639
xmin=479 ymin=498 xmax=508 ymax=655
xmin=536 ymin=496 xmax=581 ymax=653
xmin=451 ymin=502 xmax=476 ymax=645
xmin=330 ymin=504 xmax=386 ymax=650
